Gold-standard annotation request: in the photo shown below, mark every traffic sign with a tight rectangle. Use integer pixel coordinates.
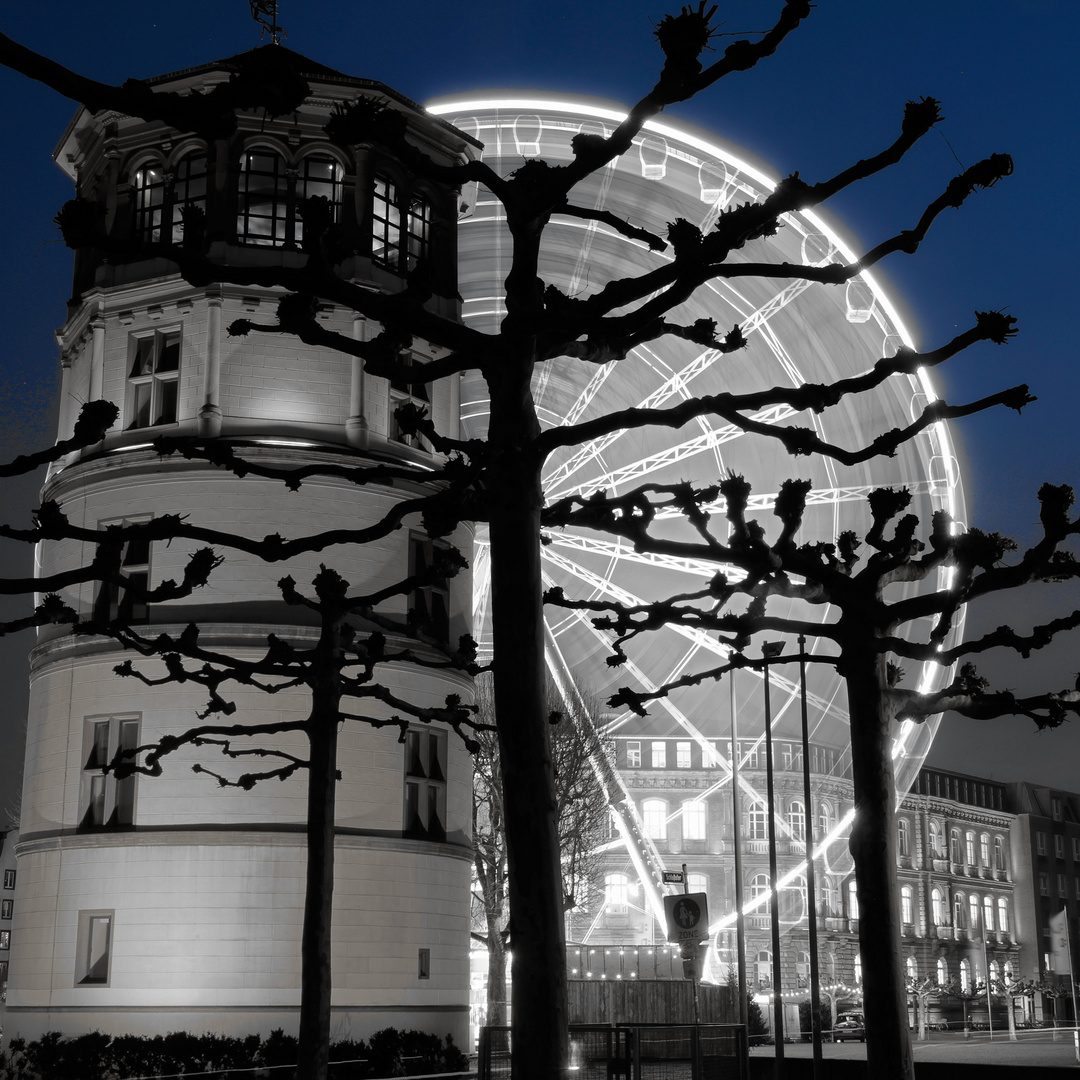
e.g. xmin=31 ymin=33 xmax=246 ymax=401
xmin=663 ymin=892 xmax=709 ymax=943
xmin=661 ymin=871 xmax=685 ymax=885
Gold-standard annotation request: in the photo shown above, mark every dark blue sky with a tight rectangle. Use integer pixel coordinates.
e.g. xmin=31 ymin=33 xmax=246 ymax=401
xmin=0 ymin=1 xmax=1077 ymax=800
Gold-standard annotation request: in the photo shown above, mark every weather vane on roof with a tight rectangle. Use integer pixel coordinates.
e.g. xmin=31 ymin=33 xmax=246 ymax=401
xmin=249 ymin=0 xmax=286 ymax=45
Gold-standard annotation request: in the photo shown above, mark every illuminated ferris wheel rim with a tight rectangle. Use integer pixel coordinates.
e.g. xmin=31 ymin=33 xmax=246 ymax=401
xmin=429 ymin=93 xmax=968 ymax=940
xmin=428 ymin=93 xmax=961 ymax=522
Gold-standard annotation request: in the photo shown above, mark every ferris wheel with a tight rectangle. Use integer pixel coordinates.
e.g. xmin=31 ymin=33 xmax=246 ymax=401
xmin=430 ymin=95 xmax=965 ymax=934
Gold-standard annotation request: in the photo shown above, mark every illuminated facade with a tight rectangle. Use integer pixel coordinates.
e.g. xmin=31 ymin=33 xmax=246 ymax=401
xmin=8 ymin=48 xmax=476 ymax=1043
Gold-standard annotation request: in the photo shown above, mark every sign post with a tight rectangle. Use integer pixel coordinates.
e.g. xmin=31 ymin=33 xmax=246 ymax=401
xmin=664 ymin=890 xmax=709 ymax=1025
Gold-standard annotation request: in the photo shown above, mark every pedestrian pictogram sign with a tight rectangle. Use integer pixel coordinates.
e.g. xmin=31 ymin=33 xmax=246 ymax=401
xmin=663 ymin=892 xmax=709 ymax=943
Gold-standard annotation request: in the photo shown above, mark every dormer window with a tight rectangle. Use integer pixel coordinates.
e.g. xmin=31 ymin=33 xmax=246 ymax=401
xmin=237 ymin=149 xmax=343 ymax=248
xmin=372 ymin=173 xmax=431 ymax=273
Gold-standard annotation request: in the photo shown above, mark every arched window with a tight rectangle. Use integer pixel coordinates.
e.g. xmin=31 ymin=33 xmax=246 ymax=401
xmin=997 ymin=897 xmax=1009 ymax=933
xmin=1004 ymin=960 xmax=1014 ymax=983
xmin=980 ymin=833 xmax=991 ymax=866
xmin=989 ymin=960 xmax=1000 ymax=986
xmin=969 ymin=893 xmax=980 ymax=931
xmin=960 ymin=958 xmax=971 ymax=992
xmin=372 ymin=172 xmax=431 ymax=273
xmin=822 ymin=876 xmax=836 ymax=916
xmin=682 ymin=799 xmax=706 ymax=840
xmin=750 ymin=874 xmax=771 ymax=909
xmin=853 ymin=953 xmax=862 ymax=986
xmin=906 ymin=956 xmax=918 ymax=981
xmin=754 ymin=949 xmax=772 ymax=987
xmin=133 ymin=159 xmax=166 ymax=241
xmin=169 ymin=151 xmax=209 ymax=244
xmin=965 ymin=831 xmax=976 ymax=865
xmin=819 ymin=802 xmax=832 ymax=836
xmin=897 ymin=818 xmax=910 ymax=858
xmin=688 ymin=873 xmax=707 ymax=895
xmin=748 ymin=804 xmax=769 ymax=840
xmin=900 ymin=886 xmax=914 ymax=926
xmin=642 ymin=798 xmax=667 ymax=840
xmin=238 ymin=149 xmax=342 ymax=248
xmin=931 ymin=887 xmax=945 ymax=926
xmin=788 ymin=799 xmax=805 ymax=842
xmin=983 ymin=895 xmax=995 ymax=933
xmin=936 ymin=957 xmax=949 ymax=985
xmin=953 ymin=893 xmax=966 ymax=929
xmin=604 ymin=873 xmax=629 ymax=915
xmin=781 ymin=875 xmax=807 ymax=921
xmin=928 ymin=820 xmax=943 ymax=857
xmin=847 ymin=880 xmax=859 ymax=920
xmin=950 ymin=828 xmax=962 ymax=862
xmin=796 ymin=951 xmax=810 ymax=987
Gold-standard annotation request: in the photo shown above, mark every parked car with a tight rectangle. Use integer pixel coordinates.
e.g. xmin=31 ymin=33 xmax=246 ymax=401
xmin=834 ymin=1014 xmax=865 ymax=1042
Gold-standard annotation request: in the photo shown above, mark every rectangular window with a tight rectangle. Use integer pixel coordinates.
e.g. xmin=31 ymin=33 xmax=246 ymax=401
xmin=1073 ymin=838 xmax=1080 ymax=862
xmin=1037 ymin=832 xmax=1048 ymax=856
xmin=1056 ymin=835 xmax=1065 ymax=859
xmin=650 ymin=742 xmax=666 ymax=769
xmin=127 ymin=330 xmax=180 ymax=429
xmin=372 ymin=174 xmax=402 ymax=269
xmin=0 ymin=930 xmax=8 ymax=950
xmin=748 ymin=806 xmax=769 ymax=841
xmin=2 ymin=870 xmax=13 ymax=889
xmin=389 ymin=353 xmax=431 ymax=450
xmin=682 ymin=800 xmax=706 ymax=840
xmin=80 ymin=716 xmax=140 ymax=829
xmin=1040 ymin=872 xmax=1050 ymax=896
xmin=1 ymin=899 xmax=11 ymax=920
xmin=75 ymin=910 xmax=113 ymax=986
xmin=626 ymin=741 xmax=641 ymax=768
xmin=403 ymin=726 xmax=447 ymax=841
xmin=742 ymin=742 xmax=759 ymax=769
xmin=1053 ymin=797 xmax=1064 ymax=822
xmin=1059 ymin=874 xmax=1069 ymax=898
xmin=407 ymin=535 xmax=450 ymax=646
xmin=676 ymin=742 xmax=691 ymax=769
xmin=93 ymin=519 xmax=152 ymax=624
xmin=0 ymin=959 xmax=7 ymax=983
xmin=782 ymin=744 xmax=793 ymax=770
xmin=417 ymin=948 xmax=431 ymax=979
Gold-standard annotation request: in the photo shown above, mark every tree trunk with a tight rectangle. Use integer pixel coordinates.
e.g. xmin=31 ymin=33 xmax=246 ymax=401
xmin=297 ymin=694 xmax=340 ymax=1080
xmin=844 ymin=643 xmax=915 ymax=1080
xmin=487 ymin=355 xmax=568 ymax=1080
xmin=486 ymin=923 xmax=509 ymax=1026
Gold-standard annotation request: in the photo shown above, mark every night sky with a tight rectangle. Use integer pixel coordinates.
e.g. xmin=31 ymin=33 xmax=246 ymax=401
xmin=0 ymin=1 xmax=1077 ymax=811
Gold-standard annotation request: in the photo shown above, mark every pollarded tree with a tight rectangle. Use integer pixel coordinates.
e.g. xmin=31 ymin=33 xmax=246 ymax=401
xmin=471 ymin=673 xmax=611 ymax=1026
xmin=544 ymin=473 xmax=1080 ymax=1077
xmin=0 ymin=5 xmax=1043 ymax=1079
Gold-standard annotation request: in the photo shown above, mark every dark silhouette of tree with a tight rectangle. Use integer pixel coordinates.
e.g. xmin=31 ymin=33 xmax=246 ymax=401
xmin=471 ymin=673 xmax=610 ymax=1025
xmin=0 ymin=4 xmax=1062 ymax=1079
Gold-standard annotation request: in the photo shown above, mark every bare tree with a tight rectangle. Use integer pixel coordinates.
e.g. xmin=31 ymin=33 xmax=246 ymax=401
xmin=471 ymin=673 xmax=610 ymax=1025
xmin=0 ymin=5 xmax=1060 ymax=1079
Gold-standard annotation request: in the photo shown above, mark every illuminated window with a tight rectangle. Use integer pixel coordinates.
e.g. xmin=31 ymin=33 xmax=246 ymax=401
xmin=372 ymin=174 xmax=431 ymax=273
xmin=929 ymin=820 xmax=944 ymax=857
xmin=781 ymin=875 xmax=807 ymax=920
xmin=407 ymin=535 xmax=450 ymax=646
xmin=403 ymin=726 xmax=446 ymax=841
xmin=983 ymin=895 xmax=995 ymax=933
xmin=847 ymin=880 xmax=859 ymax=920
xmin=900 ymin=886 xmax=913 ymax=926
xmin=238 ymin=150 xmax=342 ymax=248
xmin=93 ymin=519 xmax=152 ymax=624
xmin=796 ymin=951 xmax=811 ymax=987
xmin=1 ymin=899 xmax=11 ymax=920
xmin=788 ymin=799 xmax=805 ymax=843
xmin=2 ymin=870 xmax=12 ymax=890
xmin=980 ymin=833 xmax=990 ymax=866
xmin=626 ymin=741 xmax=641 ymax=768
xmin=821 ymin=877 xmax=836 ymax=916
xmin=936 ymin=957 xmax=948 ymax=985
xmin=650 ymin=742 xmax=666 ymax=769
xmin=750 ymin=875 xmax=770 ymax=913
xmin=127 ymin=329 xmax=180 ymax=429
xmin=995 ymin=836 xmax=1006 ymax=869
xmin=954 ymin=894 xmax=966 ymax=928
xmin=133 ymin=153 xmax=208 ymax=244
xmin=931 ymin=887 xmax=945 ymax=925
xmin=748 ymin=805 xmax=768 ymax=841
xmin=950 ymin=829 xmax=962 ymax=863
xmin=605 ymin=873 xmax=629 ymax=915
xmin=968 ymin=894 xmax=979 ymax=931
xmin=80 ymin=716 xmax=139 ymax=830
xmin=681 ymin=800 xmax=706 ymax=841
xmin=997 ymin=898 xmax=1009 ymax=933
xmin=897 ymin=818 xmax=910 ymax=858
xmin=754 ymin=949 xmax=771 ymax=987
xmin=75 ymin=911 xmax=113 ymax=986
xmin=642 ymin=799 xmax=667 ymax=840
xmin=688 ymin=873 xmax=707 ymax=895
xmin=906 ymin=956 xmax=918 ymax=981
xmin=960 ymin=959 xmax=971 ymax=992
xmin=965 ymin=831 xmax=976 ymax=865
xmin=819 ymin=803 xmax=832 ymax=836
xmin=132 ymin=161 xmax=166 ymax=241
xmin=853 ymin=954 xmax=862 ymax=986
xmin=675 ymin=741 xmax=691 ymax=769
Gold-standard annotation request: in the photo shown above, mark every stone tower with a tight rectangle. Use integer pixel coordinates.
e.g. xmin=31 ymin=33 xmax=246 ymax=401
xmin=9 ymin=47 xmax=477 ymax=1044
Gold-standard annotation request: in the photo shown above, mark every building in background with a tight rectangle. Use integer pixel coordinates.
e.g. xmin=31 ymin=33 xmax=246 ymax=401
xmin=8 ymin=47 xmax=477 ymax=1044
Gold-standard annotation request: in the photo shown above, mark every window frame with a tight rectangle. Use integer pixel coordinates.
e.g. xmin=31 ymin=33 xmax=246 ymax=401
xmin=402 ymin=725 xmax=447 ymax=841
xmin=604 ymin=873 xmax=629 ymax=915
xmin=650 ymin=741 xmax=667 ymax=769
xmin=625 ymin=741 xmax=641 ymax=769
xmin=75 ymin=909 xmax=114 ymax=987
xmin=2 ymin=869 xmax=14 ymax=889
xmin=681 ymin=799 xmax=706 ymax=841
xmin=407 ymin=534 xmax=451 ymax=647
xmin=389 ymin=352 xmax=433 ymax=451
xmin=79 ymin=714 xmax=141 ymax=830
xmin=897 ymin=818 xmax=910 ymax=858
xmin=127 ymin=328 xmax=181 ymax=431
xmin=93 ymin=518 xmax=153 ymax=625
xmin=372 ymin=171 xmax=433 ymax=274
xmin=642 ymin=798 xmax=667 ymax=840
xmin=900 ymin=885 xmax=914 ymax=926
xmin=675 ymin=741 xmax=691 ymax=769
